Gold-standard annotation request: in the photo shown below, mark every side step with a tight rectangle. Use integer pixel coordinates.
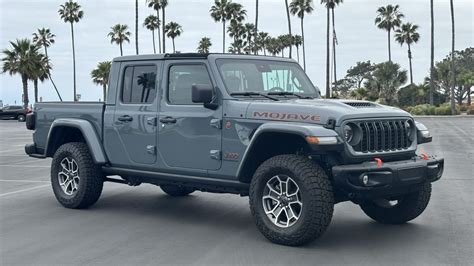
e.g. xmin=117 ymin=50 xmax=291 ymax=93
xmin=102 ymin=167 xmax=249 ymax=195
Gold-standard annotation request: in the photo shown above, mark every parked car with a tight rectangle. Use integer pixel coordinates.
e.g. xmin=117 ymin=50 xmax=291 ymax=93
xmin=25 ymin=53 xmax=444 ymax=246
xmin=0 ymin=105 xmax=30 ymax=121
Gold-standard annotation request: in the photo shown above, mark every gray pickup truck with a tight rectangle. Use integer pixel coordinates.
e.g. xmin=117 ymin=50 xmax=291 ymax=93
xmin=25 ymin=53 xmax=444 ymax=246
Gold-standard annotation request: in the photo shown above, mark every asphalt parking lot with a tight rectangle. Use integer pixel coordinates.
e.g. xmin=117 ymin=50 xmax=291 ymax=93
xmin=0 ymin=117 xmax=473 ymax=265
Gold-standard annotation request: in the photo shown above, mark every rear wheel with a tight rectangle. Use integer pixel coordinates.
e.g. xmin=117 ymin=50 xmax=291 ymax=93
xmin=360 ymin=183 xmax=432 ymax=224
xmin=51 ymin=142 xmax=103 ymax=209
xmin=249 ymin=155 xmax=334 ymax=246
xmin=160 ymin=185 xmax=194 ymax=197
xmin=17 ymin=114 xmax=25 ymax=122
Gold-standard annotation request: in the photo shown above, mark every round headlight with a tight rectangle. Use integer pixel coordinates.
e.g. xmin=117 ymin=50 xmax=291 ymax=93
xmin=343 ymin=125 xmax=353 ymax=143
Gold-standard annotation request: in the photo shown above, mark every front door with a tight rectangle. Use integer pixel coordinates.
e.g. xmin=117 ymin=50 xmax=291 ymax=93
xmin=158 ymin=61 xmax=222 ymax=171
xmin=111 ymin=61 xmax=160 ymax=167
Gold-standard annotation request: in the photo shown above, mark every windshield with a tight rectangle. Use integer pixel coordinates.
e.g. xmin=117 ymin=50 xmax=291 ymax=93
xmin=216 ymin=59 xmax=320 ymax=98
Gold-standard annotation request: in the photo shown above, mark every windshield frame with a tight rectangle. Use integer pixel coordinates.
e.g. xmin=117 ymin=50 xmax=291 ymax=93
xmin=215 ymin=58 xmax=320 ymax=99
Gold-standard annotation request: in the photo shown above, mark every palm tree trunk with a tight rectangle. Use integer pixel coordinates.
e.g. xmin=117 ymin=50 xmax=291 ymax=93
xmin=162 ymin=8 xmax=166 ymax=53
xmin=120 ymin=43 xmax=123 ymax=56
xmin=33 ymin=79 xmax=39 ymax=103
xmin=429 ymin=0 xmax=435 ymax=104
xmin=332 ymin=8 xmax=337 ymax=93
xmin=43 ymin=46 xmax=62 ymax=101
xmin=152 ymin=30 xmax=156 ymax=54
xmin=21 ymin=74 xmax=29 ymax=108
xmin=408 ymin=44 xmax=414 ymax=84
xmin=325 ymin=6 xmax=330 ymax=97
xmin=172 ymin=38 xmax=175 ymax=53
xmin=388 ymin=29 xmax=392 ymax=62
xmin=157 ymin=10 xmax=162 ymax=53
xmin=135 ymin=0 xmax=139 ymax=55
xmin=296 ymin=46 xmax=300 ymax=63
xmin=450 ymin=0 xmax=456 ymax=114
xmin=285 ymin=0 xmax=292 ymax=58
xmin=222 ymin=21 xmax=226 ymax=53
xmin=254 ymin=0 xmax=259 ymax=55
xmin=103 ymin=84 xmax=107 ymax=102
xmin=70 ymin=22 xmax=77 ymax=101
xmin=301 ymin=17 xmax=306 ymax=71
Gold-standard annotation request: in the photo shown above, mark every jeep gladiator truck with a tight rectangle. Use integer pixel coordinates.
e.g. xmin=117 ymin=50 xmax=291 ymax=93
xmin=25 ymin=53 xmax=444 ymax=246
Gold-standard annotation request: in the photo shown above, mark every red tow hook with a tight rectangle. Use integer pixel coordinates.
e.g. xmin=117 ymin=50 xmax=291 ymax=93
xmin=421 ymin=152 xmax=429 ymax=161
xmin=374 ymin=158 xmax=383 ymax=168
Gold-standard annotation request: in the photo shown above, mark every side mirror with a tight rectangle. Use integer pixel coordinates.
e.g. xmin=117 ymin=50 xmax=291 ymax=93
xmin=192 ymin=84 xmax=213 ymax=104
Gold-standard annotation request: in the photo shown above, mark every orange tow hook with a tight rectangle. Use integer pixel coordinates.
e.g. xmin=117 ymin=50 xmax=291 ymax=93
xmin=374 ymin=158 xmax=383 ymax=168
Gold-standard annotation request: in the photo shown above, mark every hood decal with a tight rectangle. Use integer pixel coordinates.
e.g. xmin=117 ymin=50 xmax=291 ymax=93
xmin=253 ymin=111 xmax=320 ymax=122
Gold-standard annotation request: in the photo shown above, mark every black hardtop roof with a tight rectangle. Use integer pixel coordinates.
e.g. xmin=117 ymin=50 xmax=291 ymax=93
xmin=113 ymin=53 xmax=296 ymax=62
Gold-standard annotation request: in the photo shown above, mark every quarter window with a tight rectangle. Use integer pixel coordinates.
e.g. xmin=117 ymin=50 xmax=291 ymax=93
xmin=121 ymin=65 xmax=157 ymax=104
xmin=168 ymin=65 xmax=212 ymax=105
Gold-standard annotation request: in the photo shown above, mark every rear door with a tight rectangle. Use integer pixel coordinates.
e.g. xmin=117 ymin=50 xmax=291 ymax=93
xmin=109 ymin=61 xmax=161 ymax=167
xmin=157 ymin=60 xmax=222 ymax=171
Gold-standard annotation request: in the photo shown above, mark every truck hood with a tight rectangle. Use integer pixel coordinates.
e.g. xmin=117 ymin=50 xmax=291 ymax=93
xmin=244 ymin=99 xmax=411 ymax=126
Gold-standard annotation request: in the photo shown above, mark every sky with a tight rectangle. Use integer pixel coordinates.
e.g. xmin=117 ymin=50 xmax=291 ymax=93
xmin=0 ymin=0 xmax=472 ymax=105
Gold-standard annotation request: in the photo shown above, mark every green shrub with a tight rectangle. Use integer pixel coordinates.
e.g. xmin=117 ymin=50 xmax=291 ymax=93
xmin=407 ymin=103 xmax=460 ymax=115
xmin=467 ymin=108 xmax=474 ymax=115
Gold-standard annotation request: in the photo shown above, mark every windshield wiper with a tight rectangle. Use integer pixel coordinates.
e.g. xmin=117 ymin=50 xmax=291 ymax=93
xmin=267 ymin=91 xmax=314 ymax=99
xmin=230 ymin=92 xmax=279 ymax=101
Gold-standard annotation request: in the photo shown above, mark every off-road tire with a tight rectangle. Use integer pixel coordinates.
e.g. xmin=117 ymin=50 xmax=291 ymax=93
xmin=360 ymin=183 xmax=432 ymax=224
xmin=249 ymin=154 xmax=334 ymax=246
xmin=51 ymin=142 xmax=103 ymax=209
xmin=160 ymin=185 xmax=194 ymax=197
xmin=17 ymin=114 xmax=25 ymax=122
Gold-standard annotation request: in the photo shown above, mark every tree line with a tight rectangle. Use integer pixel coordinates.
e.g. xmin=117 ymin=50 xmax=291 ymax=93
xmin=1 ymin=0 xmax=470 ymax=114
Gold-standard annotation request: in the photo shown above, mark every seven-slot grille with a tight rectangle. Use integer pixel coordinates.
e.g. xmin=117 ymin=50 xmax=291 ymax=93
xmin=351 ymin=120 xmax=413 ymax=153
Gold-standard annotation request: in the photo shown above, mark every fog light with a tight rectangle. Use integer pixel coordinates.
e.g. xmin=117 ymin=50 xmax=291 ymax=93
xmin=362 ymin=175 xmax=369 ymax=185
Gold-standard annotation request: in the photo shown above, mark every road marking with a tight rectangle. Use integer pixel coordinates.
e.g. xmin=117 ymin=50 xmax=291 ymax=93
xmin=0 ymin=184 xmax=50 ymax=198
xmin=0 ymin=179 xmax=49 ymax=183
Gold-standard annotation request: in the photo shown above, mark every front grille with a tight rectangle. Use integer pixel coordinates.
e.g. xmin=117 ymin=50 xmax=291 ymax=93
xmin=351 ymin=119 xmax=413 ymax=153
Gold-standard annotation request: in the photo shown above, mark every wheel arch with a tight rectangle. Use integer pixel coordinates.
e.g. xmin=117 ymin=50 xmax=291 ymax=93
xmin=237 ymin=123 xmax=339 ymax=183
xmin=45 ymin=119 xmax=108 ymax=164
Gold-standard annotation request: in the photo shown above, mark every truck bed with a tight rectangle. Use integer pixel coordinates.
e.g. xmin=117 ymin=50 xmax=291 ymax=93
xmin=33 ymin=102 xmax=105 ymax=150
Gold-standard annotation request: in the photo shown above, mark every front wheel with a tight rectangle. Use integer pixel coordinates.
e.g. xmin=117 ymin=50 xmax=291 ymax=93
xmin=359 ymin=183 xmax=432 ymax=224
xmin=249 ymin=155 xmax=334 ymax=246
xmin=17 ymin=114 xmax=25 ymax=122
xmin=51 ymin=142 xmax=103 ymax=209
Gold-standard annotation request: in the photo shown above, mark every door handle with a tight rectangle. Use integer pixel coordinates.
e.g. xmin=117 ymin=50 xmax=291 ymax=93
xmin=117 ymin=115 xmax=133 ymax=122
xmin=159 ymin=117 xmax=177 ymax=124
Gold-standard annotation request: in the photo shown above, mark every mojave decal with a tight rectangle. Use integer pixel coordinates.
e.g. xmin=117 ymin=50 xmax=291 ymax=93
xmin=252 ymin=111 xmax=321 ymax=122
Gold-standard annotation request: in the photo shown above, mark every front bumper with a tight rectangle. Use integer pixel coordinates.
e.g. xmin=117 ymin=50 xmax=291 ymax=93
xmin=332 ymin=156 xmax=444 ymax=199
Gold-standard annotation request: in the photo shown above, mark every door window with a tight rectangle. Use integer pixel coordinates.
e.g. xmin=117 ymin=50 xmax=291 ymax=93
xmin=121 ymin=65 xmax=157 ymax=104
xmin=168 ymin=65 xmax=212 ymax=105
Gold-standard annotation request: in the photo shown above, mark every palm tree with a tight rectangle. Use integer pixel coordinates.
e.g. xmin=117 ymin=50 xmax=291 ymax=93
xmin=1 ymin=39 xmax=40 ymax=107
xmin=210 ymin=0 xmax=231 ymax=53
xmin=449 ymin=0 xmax=456 ymax=114
xmin=30 ymin=53 xmax=51 ymax=103
xmin=321 ymin=0 xmax=343 ymax=98
xmin=161 ymin=0 xmax=168 ymax=53
xmin=32 ymin=28 xmax=55 ymax=58
xmin=256 ymin=31 xmax=270 ymax=55
xmin=395 ymin=22 xmax=420 ymax=85
xmin=144 ymin=15 xmax=160 ymax=54
xmin=227 ymin=21 xmax=246 ymax=54
xmin=429 ymin=0 xmax=435 ymax=104
xmin=293 ymin=35 xmax=303 ymax=63
xmin=164 ymin=22 xmax=183 ymax=53
xmin=32 ymin=28 xmax=62 ymax=101
xmin=244 ymin=23 xmax=255 ymax=54
xmin=135 ymin=0 xmax=139 ymax=55
xmin=197 ymin=37 xmax=212 ymax=53
xmin=375 ymin=4 xmax=404 ymax=62
xmin=290 ymin=0 xmax=314 ymax=71
xmin=254 ymin=0 xmax=259 ymax=55
xmin=146 ymin=0 xmax=164 ymax=53
xmin=285 ymin=0 xmax=293 ymax=58
xmin=58 ymin=0 xmax=84 ymax=101
xmin=91 ymin=61 xmax=111 ymax=101
xmin=108 ymin=24 xmax=131 ymax=56
xmin=227 ymin=2 xmax=247 ymax=23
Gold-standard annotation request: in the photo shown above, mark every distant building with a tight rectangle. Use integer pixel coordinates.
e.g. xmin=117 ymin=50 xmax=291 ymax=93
xmin=0 ymin=100 xmax=3 ymax=108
